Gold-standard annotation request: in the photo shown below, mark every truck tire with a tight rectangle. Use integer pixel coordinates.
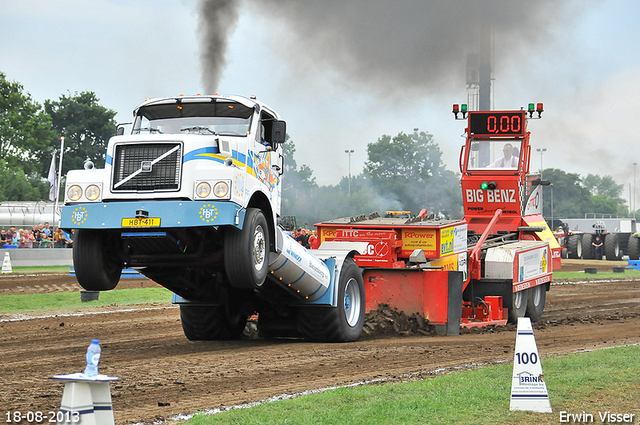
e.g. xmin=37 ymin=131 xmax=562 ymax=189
xmin=567 ymin=234 xmax=582 ymax=259
xmin=526 ymin=284 xmax=546 ymax=322
xmin=73 ymin=229 xmax=123 ymax=291
xmin=628 ymin=234 xmax=640 ymax=261
xmin=225 ymin=208 xmax=270 ymax=289
xmin=180 ymin=303 xmax=247 ymax=341
xmin=298 ymin=258 xmax=365 ymax=342
xmin=604 ymin=233 xmax=620 ymax=261
xmin=508 ymin=289 xmax=528 ymax=324
xmin=581 ymin=233 xmax=594 ymax=259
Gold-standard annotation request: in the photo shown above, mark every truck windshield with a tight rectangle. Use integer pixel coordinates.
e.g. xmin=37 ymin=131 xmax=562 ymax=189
xmin=132 ymin=101 xmax=254 ymax=136
xmin=466 ymin=139 xmax=522 ymax=171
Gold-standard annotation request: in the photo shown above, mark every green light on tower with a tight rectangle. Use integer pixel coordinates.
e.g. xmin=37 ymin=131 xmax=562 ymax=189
xmin=480 ymin=181 xmax=489 ymax=190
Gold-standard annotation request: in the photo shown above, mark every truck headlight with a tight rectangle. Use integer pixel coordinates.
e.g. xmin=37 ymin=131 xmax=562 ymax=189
xmin=67 ymin=185 xmax=82 ymax=201
xmin=196 ymin=182 xmax=211 ymax=198
xmin=85 ymin=185 xmax=101 ymax=201
xmin=213 ymin=181 xmax=229 ymax=198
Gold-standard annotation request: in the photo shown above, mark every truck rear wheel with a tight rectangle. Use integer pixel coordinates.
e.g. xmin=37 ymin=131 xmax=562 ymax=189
xmin=526 ymin=284 xmax=546 ymax=322
xmin=225 ymin=208 xmax=270 ymax=289
xmin=180 ymin=303 xmax=247 ymax=341
xmin=628 ymin=234 xmax=640 ymax=261
xmin=604 ymin=233 xmax=620 ymax=260
xmin=581 ymin=233 xmax=594 ymax=259
xmin=508 ymin=289 xmax=528 ymax=324
xmin=298 ymin=258 xmax=365 ymax=342
xmin=73 ymin=229 xmax=123 ymax=291
xmin=567 ymin=234 xmax=582 ymax=259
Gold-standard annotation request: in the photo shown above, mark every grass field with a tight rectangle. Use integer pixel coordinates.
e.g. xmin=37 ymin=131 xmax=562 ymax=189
xmin=6 ymin=265 xmax=70 ymax=274
xmin=553 ymin=269 xmax=640 ymax=281
xmin=185 ymin=345 xmax=640 ymax=425
xmin=0 ymin=287 xmax=172 ymax=314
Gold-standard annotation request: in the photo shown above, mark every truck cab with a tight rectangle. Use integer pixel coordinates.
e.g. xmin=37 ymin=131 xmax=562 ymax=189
xmin=62 ymin=94 xmax=286 ymax=297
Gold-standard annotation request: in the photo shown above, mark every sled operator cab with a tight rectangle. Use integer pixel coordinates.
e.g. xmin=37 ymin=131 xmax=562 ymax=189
xmin=456 ymin=104 xmax=559 ymax=262
xmin=454 ymin=103 xmax=560 ymax=323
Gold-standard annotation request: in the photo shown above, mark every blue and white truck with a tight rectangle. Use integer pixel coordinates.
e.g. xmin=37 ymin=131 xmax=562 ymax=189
xmin=61 ymin=94 xmax=366 ymax=342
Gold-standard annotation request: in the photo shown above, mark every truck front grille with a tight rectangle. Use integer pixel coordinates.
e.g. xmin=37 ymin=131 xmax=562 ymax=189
xmin=112 ymin=143 xmax=182 ymax=192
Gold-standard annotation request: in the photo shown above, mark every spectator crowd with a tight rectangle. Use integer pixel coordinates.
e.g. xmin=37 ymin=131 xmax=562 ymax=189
xmin=285 ymin=227 xmax=319 ymax=250
xmin=0 ymin=222 xmax=73 ymax=249
xmin=4 ymin=222 xmax=315 ymax=250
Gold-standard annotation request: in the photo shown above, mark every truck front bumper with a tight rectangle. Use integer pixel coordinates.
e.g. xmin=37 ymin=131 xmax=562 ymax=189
xmin=61 ymin=200 xmax=245 ymax=230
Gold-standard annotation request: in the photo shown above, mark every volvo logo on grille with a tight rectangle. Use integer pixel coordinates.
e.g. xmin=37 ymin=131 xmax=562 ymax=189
xmin=141 ymin=160 xmax=153 ymax=172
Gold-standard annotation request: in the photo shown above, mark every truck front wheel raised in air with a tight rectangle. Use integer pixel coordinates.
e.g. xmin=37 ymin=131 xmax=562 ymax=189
xmin=224 ymin=208 xmax=270 ymax=289
xmin=525 ymin=284 xmax=546 ymax=322
xmin=179 ymin=302 xmax=248 ymax=341
xmin=298 ymin=258 xmax=365 ymax=342
xmin=73 ymin=229 xmax=123 ymax=291
xmin=508 ymin=288 xmax=528 ymax=324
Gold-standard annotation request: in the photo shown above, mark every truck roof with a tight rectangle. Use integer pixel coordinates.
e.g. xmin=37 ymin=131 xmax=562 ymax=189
xmin=131 ymin=94 xmax=281 ymax=120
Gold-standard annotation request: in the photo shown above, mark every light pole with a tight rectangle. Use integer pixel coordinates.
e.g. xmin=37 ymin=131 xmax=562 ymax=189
xmin=345 ymin=149 xmax=354 ymax=196
xmin=634 ymin=163 xmax=637 ymax=220
xmin=550 ymin=183 xmax=554 ymax=229
xmin=536 ymin=148 xmax=547 ymax=177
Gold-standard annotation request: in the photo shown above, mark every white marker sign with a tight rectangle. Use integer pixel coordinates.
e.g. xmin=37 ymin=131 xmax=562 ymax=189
xmin=510 ymin=317 xmax=552 ymax=413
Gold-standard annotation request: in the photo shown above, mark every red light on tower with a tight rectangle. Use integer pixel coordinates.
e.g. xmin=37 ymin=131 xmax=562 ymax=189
xmin=536 ymin=103 xmax=544 ymax=118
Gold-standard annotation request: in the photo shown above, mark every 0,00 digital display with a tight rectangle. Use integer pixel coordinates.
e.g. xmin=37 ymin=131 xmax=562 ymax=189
xmin=469 ymin=111 xmax=526 ymax=136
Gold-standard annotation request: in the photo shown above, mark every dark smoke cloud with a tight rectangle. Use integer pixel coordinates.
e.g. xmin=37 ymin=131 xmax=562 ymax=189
xmin=248 ymin=0 xmax=583 ymax=96
xmin=198 ymin=0 xmax=239 ymax=94
xmin=198 ymin=0 xmax=592 ymax=98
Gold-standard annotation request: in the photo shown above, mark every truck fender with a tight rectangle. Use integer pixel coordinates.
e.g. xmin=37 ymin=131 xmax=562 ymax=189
xmin=311 ymin=241 xmax=369 ymax=307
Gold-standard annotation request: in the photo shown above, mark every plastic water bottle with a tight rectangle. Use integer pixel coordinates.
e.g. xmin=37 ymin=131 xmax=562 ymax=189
xmin=83 ymin=339 xmax=101 ymax=378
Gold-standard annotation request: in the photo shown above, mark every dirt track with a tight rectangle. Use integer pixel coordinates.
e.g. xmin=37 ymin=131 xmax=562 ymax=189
xmin=1 ymin=260 xmax=640 ymax=424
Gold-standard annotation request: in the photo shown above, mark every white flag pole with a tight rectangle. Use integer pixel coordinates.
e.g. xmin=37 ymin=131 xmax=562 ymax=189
xmin=48 ymin=152 xmax=57 ymax=202
xmin=54 ymin=136 xmax=65 ymax=227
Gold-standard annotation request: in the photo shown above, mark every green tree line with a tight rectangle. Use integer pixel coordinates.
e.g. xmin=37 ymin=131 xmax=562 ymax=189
xmin=0 ymin=72 xmax=116 ymax=201
xmin=1 ymin=72 xmax=632 ymax=225
xmin=283 ymin=142 xmax=633 ymax=227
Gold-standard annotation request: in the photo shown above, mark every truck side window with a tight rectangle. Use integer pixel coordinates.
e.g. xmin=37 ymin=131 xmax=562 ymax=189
xmin=259 ymin=112 xmax=276 ymax=148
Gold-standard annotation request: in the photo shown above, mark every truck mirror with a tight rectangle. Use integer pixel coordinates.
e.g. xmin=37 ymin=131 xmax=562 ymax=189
xmin=272 ymin=120 xmax=286 ymax=145
xmin=115 ymin=122 xmax=131 ymax=136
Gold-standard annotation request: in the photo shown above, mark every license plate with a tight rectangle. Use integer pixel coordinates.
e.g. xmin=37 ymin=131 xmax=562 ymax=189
xmin=121 ymin=217 xmax=161 ymax=228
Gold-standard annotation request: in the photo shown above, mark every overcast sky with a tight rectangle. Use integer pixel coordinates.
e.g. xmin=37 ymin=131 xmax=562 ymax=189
xmin=3 ymin=0 xmax=640 ymax=208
